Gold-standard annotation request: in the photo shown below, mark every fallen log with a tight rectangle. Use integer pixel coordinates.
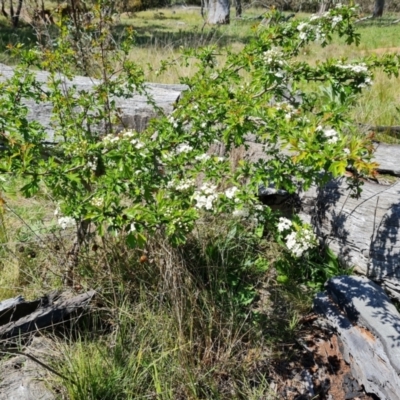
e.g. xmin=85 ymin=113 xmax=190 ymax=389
xmin=0 ymin=290 xmax=96 ymax=340
xmin=245 ymin=137 xmax=400 ymax=298
xmin=314 ymin=275 xmax=400 ymax=400
xmin=360 ymin=123 xmax=400 ymax=136
xmin=299 ymin=177 xmax=400 ymax=299
xmin=0 ymin=63 xmax=186 ymax=140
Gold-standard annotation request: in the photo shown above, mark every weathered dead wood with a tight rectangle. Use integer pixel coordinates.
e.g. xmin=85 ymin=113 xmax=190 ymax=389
xmin=0 ymin=291 xmax=60 ymax=327
xmin=300 ymin=177 xmax=400 ymax=298
xmin=0 ymin=63 xmax=186 ymax=140
xmin=0 ymin=296 xmax=24 ymax=313
xmin=314 ymin=275 xmax=400 ymax=400
xmin=244 ymin=138 xmax=400 ymax=297
xmin=373 ymin=142 xmax=400 ymax=176
xmin=0 ymin=290 xmax=96 ymax=340
xmin=360 ymin=123 xmax=400 ymax=136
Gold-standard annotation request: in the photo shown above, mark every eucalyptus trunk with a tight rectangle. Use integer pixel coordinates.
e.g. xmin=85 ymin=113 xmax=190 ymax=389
xmin=373 ymin=0 xmax=385 ymax=17
xmin=205 ymin=0 xmax=230 ymax=25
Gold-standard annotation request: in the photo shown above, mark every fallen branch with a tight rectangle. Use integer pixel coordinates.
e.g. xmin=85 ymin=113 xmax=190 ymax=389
xmin=0 ymin=290 xmax=96 ymax=340
xmin=359 ymin=123 xmax=400 ymax=136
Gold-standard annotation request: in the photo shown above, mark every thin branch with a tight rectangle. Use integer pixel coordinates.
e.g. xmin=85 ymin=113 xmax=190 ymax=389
xmin=0 ymin=346 xmax=77 ymax=385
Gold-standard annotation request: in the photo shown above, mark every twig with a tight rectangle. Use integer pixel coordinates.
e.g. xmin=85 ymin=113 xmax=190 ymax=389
xmin=0 ymin=346 xmax=77 ymax=385
xmin=355 ymin=15 xmax=373 ymax=23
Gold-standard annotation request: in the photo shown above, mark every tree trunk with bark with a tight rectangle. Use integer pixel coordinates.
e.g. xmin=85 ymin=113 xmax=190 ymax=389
xmin=235 ymin=0 xmax=241 ymax=18
xmin=205 ymin=0 xmax=230 ymax=25
xmin=373 ymin=0 xmax=385 ymax=17
xmin=1 ymin=0 xmax=24 ymax=28
xmin=318 ymin=0 xmax=332 ymax=14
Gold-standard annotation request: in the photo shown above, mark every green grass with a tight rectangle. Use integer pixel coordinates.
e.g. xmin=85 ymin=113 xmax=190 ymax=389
xmin=51 ymin=221 xmax=308 ymax=399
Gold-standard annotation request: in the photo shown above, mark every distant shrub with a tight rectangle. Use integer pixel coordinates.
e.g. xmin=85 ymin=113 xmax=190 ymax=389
xmin=118 ymin=0 xmax=172 ymax=12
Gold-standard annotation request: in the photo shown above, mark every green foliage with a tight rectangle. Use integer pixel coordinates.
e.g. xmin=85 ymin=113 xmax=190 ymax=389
xmin=275 ymin=246 xmax=351 ymax=291
xmin=4 ymin=5 xmax=399 ymax=396
xmin=1 ymin=4 xmax=398 ymax=290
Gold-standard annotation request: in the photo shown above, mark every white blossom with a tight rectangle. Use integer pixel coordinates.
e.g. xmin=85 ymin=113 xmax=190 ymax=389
xmin=225 ymin=186 xmax=238 ymax=199
xmin=331 ymin=15 xmax=343 ymax=27
xmin=336 ymin=63 xmax=368 ymax=74
xmin=103 ymin=134 xmax=120 ymax=146
xmin=277 ymin=217 xmax=292 ymax=232
xmin=193 ymin=193 xmax=216 ymax=210
xmin=87 ymin=157 xmax=98 ymax=171
xmin=343 ymin=148 xmax=350 ymax=155
xmin=174 ymin=179 xmax=195 ymax=191
xmin=263 ymin=48 xmax=285 ymax=65
xmin=299 ymin=31 xmax=308 ymax=41
xmin=284 ymin=226 xmax=316 ymax=257
xmin=297 ymin=22 xmax=308 ymax=31
xmin=195 ymin=153 xmax=210 ymax=161
xmin=130 ymin=139 xmax=145 ymax=149
xmin=58 ymin=216 xmax=75 ymax=230
xmin=200 ymin=182 xmax=217 ymax=195
xmin=123 ymin=130 xmax=135 ymax=138
xmin=358 ymin=77 xmax=373 ymax=88
xmin=193 ymin=182 xmax=218 ymax=210
xmin=232 ymin=207 xmax=250 ymax=218
xmin=320 ymin=127 xmax=340 ymax=144
xmin=176 ymin=143 xmax=193 ymax=154
xmin=129 ymin=223 xmax=136 ymax=233
xmin=91 ymin=197 xmax=104 ymax=208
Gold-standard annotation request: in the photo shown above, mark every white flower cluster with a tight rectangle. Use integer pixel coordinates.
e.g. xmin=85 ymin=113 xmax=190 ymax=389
xmin=57 ymin=216 xmax=76 ymax=230
xmin=263 ymin=48 xmax=285 ymax=66
xmin=87 ymin=157 xmax=98 ymax=171
xmin=195 ymin=153 xmax=210 ymax=162
xmin=336 ymin=62 xmax=368 ymax=74
xmin=176 ymin=143 xmax=193 ymax=154
xmin=297 ymin=22 xmax=310 ymax=40
xmin=91 ymin=197 xmax=104 ymax=207
xmin=130 ymin=139 xmax=145 ymax=150
xmin=168 ymin=116 xmax=179 ymax=128
xmin=102 ymin=134 xmax=120 ymax=146
xmin=357 ymin=77 xmax=373 ymax=89
xmin=232 ymin=207 xmax=250 ymax=218
xmin=317 ymin=126 xmax=340 ymax=144
xmin=193 ymin=182 xmax=217 ymax=210
xmin=225 ymin=186 xmax=238 ymax=199
xmin=102 ymin=130 xmax=145 ymax=150
xmin=277 ymin=218 xmax=317 ymax=257
xmin=336 ymin=63 xmax=373 ymax=88
xmin=276 ymin=102 xmax=298 ymax=121
xmin=285 ymin=228 xmax=316 ymax=257
xmin=168 ymin=178 xmax=194 ymax=191
xmin=277 ymin=217 xmax=292 ymax=232
xmin=301 ymin=8 xmax=350 ymax=42
xmin=331 ymin=15 xmax=343 ymax=27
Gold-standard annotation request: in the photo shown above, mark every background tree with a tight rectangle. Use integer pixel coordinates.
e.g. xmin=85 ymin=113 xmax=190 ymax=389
xmin=203 ymin=0 xmax=230 ymax=24
xmin=236 ymin=0 xmax=242 ymax=18
xmin=1 ymin=0 xmax=24 ymax=27
xmin=373 ymin=0 xmax=385 ymax=17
